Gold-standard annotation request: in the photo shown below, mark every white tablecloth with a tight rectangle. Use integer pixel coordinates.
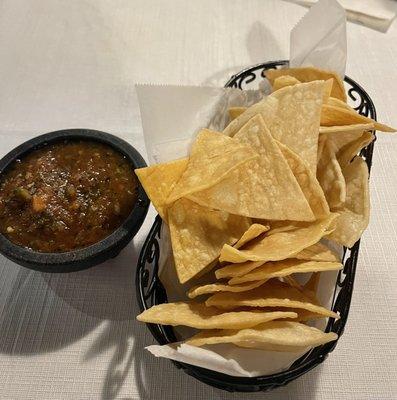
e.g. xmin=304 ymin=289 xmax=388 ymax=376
xmin=0 ymin=1 xmax=396 ymax=399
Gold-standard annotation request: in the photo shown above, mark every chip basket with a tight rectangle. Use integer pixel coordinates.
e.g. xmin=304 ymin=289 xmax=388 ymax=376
xmin=136 ymin=60 xmax=376 ymax=392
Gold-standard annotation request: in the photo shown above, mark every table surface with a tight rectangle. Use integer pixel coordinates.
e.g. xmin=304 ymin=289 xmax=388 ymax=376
xmin=0 ymin=1 xmax=396 ymax=399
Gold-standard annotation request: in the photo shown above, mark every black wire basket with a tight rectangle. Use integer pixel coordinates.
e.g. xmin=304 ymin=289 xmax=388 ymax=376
xmin=136 ymin=60 xmax=376 ymax=392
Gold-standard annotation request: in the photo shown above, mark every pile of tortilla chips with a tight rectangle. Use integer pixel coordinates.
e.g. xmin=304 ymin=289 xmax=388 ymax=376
xmin=136 ymin=67 xmax=395 ymax=355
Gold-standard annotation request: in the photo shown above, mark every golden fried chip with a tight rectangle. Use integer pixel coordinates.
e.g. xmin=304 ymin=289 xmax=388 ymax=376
xmin=137 ymin=302 xmax=297 ymax=330
xmin=215 ymin=261 xmax=264 ymax=280
xmin=326 ymin=157 xmax=369 ymax=247
xmin=228 ymin=107 xmax=247 ymax=121
xmin=187 ymin=280 xmax=265 ymax=299
xmin=234 ymin=224 xmax=270 ymax=248
xmin=320 ymin=123 xmax=374 ymax=135
xmin=277 ymin=141 xmax=329 ymax=218
xmin=206 ymin=279 xmax=339 ymax=319
xmin=323 ymin=78 xmax=334 ymax=102
xmin=228 ymin=260 xmax=342 ymax=285
xmin=168 ymin=198 xmax=250 ymax=283
xmin=327 ymin=96 xmax=352 ymax=110
xmin=337 ymin=131 xmax=374 ymax=167
xmin=135 ymin=158 xmax=188 ymax=220
xmin=321 ymin=104 xmax=396 ymax=132
xmin=265 ymin=66 xmax=346 ymax=101
xmin=189 ymin=115 xmax=314 ymax=221
xmin=186 ymin=321 xmax=338 ymax=351
xmin=296 ymin=242 xmax=340 ymax=262
xmin=289 ymin=308 xmax=328 ymax=322
xmin=272 ymin=75 xmax=301 ymax=91
xmin=317 ymin=138 xmax=346 ymax=209
xmin=223 ymin=81 xmax=324 ymax=174
xmin=219 ymin=214 xmax=337 ymax=263
xmin=166 ymin=129 xmax=258 ymax=204
xmin=320 ymin=123 xmax=374 ymax=155
xmin=215 ymin=242 xmax=340 ymax=279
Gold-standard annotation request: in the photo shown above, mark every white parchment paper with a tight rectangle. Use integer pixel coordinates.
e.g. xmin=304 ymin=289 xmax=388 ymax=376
xmin=135 ymin=0 xmax=346 ymax=377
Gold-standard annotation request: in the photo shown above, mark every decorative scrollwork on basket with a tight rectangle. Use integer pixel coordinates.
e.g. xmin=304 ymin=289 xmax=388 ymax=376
xmin=137 ymin=216 xmax=163 ymax=307
xmin=347 ymin=87 xmax=369 ymax=116
xmin=225 ymin=60 xmax=288 ymax=89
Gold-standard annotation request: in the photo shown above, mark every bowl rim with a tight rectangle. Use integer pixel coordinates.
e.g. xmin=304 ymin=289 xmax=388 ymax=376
xmin=0 ymin=128 xmax=150 ymax=272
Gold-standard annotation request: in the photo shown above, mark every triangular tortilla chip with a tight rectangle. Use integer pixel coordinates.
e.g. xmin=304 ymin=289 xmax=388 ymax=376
xmin=228 ymin=260 xmax=342 ymax=285
xmin=277 ymin=141 xmax=329 ymax=218
xmin=206 ymin=279 xmax=339 ymax=319
xmin=321 ymin=104 xmax=395 ymax=132
xmin=234 ymin=224 xmax=270 ymax=248
xmin=186 ymin=321 xmax=338 ymax=351
xmin=272 ymin=75 xmax=301 ymax=91
xmin=223 ymin=81 xmax=324 ymax=174
xmin=327 ymin=96 xmax=352 ymax=110
xmin=265 ymin=66 xmax=346 ymax=101
xmin=320 ymin=123 xmax=374 ymax=155
xmin=215 ymin=242 xmax=340 ymax=279
xmin=168 ymin=198 xmax=250 ymax=284
xmin=135 ymin=158 xmax=188 ymax=220
xmin=166 ymin=129 xmax=258 ymax=203
xmin=319 ymin=123 xmax=374 ymax=135
xmin=317 ymin=138 xmax=346 ymax=210
xmin=187 ymin=280 xmax=265 ymax=299
xmin=326 ymin=157 xmax=369 ymax=247
xmin=337 ymin=131 xmax=374 ymax=167
xmin=189 ymin=115 xmax=314 ymax=221
xmin=228 ymin=107 xmax=246 ymax=121
xmin=136 ymin=302 xmax=296 ymax=330
xmin=219 ymin=214 xmax=337 ymax=263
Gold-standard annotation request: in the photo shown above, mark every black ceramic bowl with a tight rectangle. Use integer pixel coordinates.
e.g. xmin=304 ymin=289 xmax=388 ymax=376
xmin=0 ymin=129 xmax=150 ymax=273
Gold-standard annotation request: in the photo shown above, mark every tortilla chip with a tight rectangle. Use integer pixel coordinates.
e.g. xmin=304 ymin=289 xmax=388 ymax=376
xmin=265 ymin=66 xmax=346 ymax=101
xmin=137 ymin=302 xmax=297 ymax=330
xmin=186 ymin=321 xmax=338 ymax=352
xmin=317 ymin=138 xmax=346 ymax=210
xmin=135 ymin=158 xmax=188 ymax=220
xmin=321 ymin=104 xmax=396 ymax=132
xmin=166 ymin=129 xmax=258 ymax=203
xmin=168 ymin=198 xmax=250 ymax=283
xmin=288 ymin=308 xmax=330 ymax=322
xmin=206 ymin=279 xmax=339 ymax=319
xmin=320 ymin=123 xmax=374 ymax=155
xmin=277 ymin=141 xmax=329 ymax=218
xmin=296 ymin=242 xmax=340 ymax=262
xmin=272 ymin=75 xmax=301 ymax=91
xmin=327 ymin=96 xmax=352 ymax=110
xmin=228 ymin=107 xmax=247 ymax=121
xmin=337 ymin=131 xmax=374 ymax=167
xmin=326 ymin=157 xmax=369 ymax=247
xmin=228 ymin=260 xmax=342 ymax=285
xmin=320 ymin=123 xmax=374 ymax=135
xmin=187 ymin=280 xmax=265 ymax=299
xmin=215 ymin=242 xmax=340 ymax=279
xmin=219 ymin=214 xmax=337 ymax=263
xmin=234 ymin=224 xmax=270 ymax=248
xmin=223 ymin=81 xmax=324 ymax=174
xmin=189 ymin=115 xmax=314 ymax=221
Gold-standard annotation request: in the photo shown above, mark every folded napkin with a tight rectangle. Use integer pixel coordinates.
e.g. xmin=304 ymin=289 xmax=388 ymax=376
xmin=285 ymin=0 xmax=397 ymax=32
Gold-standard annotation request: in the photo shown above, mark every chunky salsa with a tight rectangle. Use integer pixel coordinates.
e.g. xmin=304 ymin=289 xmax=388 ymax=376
xmin=0 ymin=140 xmax=138 ymax=252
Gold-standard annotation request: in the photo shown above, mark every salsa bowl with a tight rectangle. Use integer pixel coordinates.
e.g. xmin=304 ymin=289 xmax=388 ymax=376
xmin=0 ymin=129 xmax=149 ymax=273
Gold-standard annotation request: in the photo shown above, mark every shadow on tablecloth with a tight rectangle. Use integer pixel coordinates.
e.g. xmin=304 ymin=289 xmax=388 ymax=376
xmin=0 ymin=239 xmax=140 ymax=355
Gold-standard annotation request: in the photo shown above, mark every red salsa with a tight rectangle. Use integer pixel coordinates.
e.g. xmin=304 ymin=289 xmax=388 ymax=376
xmin=0 ymin=140 xmax=138 ymax=252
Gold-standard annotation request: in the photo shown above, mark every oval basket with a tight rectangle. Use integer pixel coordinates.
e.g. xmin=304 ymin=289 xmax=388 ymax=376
xmin=136 ymin=60 xmax=376 ymax=392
